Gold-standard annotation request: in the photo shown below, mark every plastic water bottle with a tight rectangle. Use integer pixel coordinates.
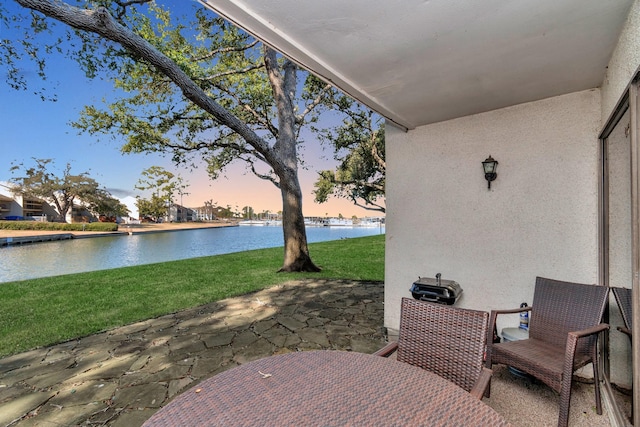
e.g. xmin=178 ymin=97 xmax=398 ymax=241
xmin=519 ymin=302 xmax=529 ymax=330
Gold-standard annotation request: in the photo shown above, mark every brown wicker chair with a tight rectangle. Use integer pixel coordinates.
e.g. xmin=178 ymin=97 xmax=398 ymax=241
xmin=374 ymin=297 xmax=492 ymax=400
xmin=612 ymin=286 xmax=632 ymax=339
xmin=485 ymin=277 xmax=609 ymax=427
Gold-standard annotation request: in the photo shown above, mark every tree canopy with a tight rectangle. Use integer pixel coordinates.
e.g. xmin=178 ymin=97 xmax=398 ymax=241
xmin=314 ymin=110 xmax=385 ymax=213
xmin=83 ymin=188 xmax=130 ymax=219
xmin=134 ymin=165 xmax=186 ymax=221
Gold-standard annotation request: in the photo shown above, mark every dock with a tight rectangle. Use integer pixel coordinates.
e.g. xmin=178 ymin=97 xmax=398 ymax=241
xmin=0 ymin=234 xmax=74 ymax=247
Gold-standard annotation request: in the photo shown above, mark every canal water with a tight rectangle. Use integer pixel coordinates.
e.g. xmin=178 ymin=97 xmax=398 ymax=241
xmin=0 ymin=225 xmax=384 ymax=283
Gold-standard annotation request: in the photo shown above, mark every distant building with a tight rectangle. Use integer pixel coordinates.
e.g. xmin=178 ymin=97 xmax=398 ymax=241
xmin=0 ymin=182 xmax=56 ymax=221
xmin=166 ymin=203 xmax=196 ymax=222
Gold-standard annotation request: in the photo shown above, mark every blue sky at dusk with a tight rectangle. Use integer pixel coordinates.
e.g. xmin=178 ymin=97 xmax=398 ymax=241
xmin=0 ymin=1 xmax=381 ymax=217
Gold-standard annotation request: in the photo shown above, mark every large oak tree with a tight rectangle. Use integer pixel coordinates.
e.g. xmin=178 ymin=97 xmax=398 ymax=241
xmin=3 ymin=0 xmax=369 ymax=271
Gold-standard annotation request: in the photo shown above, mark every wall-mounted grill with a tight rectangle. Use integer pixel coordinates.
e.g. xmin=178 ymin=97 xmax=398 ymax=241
xmin=410 ymin=273 xmax=462 ymax=305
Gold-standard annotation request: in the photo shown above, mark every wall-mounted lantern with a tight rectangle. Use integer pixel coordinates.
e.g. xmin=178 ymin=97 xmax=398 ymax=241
xmin=482 ymin=155 xmax=498 ymax=189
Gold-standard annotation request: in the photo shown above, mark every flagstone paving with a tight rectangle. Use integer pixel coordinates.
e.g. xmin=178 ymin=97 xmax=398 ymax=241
xmin=0 ymin=280 xmax=386 ymax=426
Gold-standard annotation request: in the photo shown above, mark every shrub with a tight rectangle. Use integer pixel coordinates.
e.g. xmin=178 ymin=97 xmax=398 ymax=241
xmin=0 ymin=221 xmax=118 ymax=232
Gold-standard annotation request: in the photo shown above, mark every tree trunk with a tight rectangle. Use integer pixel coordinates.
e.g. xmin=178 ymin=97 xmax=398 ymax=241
xmin=52 ymin=195 xmax=72 ymax=223
xmin=264 ymin=49 xmax=320 ymax=273
xmin=278 ymin=172 xmax=321 ymax=272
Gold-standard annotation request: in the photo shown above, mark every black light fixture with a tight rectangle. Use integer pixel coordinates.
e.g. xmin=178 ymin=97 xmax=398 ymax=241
xmin=482 ymin=155 xmax=498 ymax=189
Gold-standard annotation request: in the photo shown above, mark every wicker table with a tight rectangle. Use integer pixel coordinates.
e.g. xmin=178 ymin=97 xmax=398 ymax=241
xmin=142 ymin=350 xmax=510 ymax=426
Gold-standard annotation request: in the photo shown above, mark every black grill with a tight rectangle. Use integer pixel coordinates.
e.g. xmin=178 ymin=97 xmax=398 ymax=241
xmin=410 ymin=273 xmax=462 ymax=305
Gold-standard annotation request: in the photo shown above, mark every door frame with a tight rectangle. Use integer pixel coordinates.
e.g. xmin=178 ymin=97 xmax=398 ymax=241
xmin=599 ymin=72 xmax=639 ymax=426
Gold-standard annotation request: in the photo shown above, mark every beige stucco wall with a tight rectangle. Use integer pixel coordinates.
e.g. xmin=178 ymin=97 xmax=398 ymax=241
xmin=385 ymin=89 xmax=601 ymax=336
xmin=601 ymin=0 xmax=640 ymax=124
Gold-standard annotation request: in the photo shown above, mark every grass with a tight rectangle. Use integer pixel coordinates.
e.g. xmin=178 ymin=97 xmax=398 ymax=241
xmin=0 ymin=234 xmax=384 ymax=358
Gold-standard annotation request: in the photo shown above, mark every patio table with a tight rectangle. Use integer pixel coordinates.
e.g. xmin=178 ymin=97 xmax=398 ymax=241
xmin=142 ymin=350 xmax=510 ymax=426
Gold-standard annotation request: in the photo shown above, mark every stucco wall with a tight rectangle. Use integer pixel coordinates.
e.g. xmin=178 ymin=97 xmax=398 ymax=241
xmin=385 ymin=89 xmax=601 ymax=335
xmin=601 ymin=0 xmax=640 ymax=124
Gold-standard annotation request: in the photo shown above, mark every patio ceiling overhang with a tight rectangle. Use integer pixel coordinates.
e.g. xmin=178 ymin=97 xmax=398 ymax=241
xmin=198 ymin=0 xmax=634 ymax=130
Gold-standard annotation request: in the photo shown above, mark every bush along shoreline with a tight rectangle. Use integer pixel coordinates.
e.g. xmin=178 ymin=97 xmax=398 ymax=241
xmin=0 ymin=220 xmax=118 ymax=232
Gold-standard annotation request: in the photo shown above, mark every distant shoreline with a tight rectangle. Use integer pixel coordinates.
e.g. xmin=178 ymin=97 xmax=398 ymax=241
xmin=0 ymin=220 xmax=238 ymax=240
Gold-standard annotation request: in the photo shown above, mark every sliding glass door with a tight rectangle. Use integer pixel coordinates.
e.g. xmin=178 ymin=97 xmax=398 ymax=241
xmin=600 ymin=77 xmax=639 ymax=425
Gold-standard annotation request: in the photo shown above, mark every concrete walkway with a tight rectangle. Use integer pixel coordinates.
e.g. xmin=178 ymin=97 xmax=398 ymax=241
xmin=0 ymin=279 xmax=624 ymax=426
xmin=0 ymin=280 xmax=386 ymax=426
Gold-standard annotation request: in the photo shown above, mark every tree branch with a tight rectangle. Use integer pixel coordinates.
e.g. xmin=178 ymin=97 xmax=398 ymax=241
xmin=163 ymin=136 xmax=254 ymax=157
xmin=370 ymin=135 xmax=386 ymax=170
xmin=207 ymin=81 xmax=278 ymax=136
xmin=201 ymin=64 xmax=262 ymax=81
xmin=296 ymin=83 xmax=332 ymax=123
xmin=194 ymin=39 xmax=260 ymax=62
xmin=247 ymin=160 xmax=280 ymax=188
xmin=112 ymin=0 xmax=152 ymax=19
xmin=15 ymin=0 xmax=275 ymax=161
xmin=351 ymin=198 xmax=385 ymax=213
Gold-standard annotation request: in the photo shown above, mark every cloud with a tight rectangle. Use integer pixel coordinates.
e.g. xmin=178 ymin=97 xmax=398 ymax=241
xmin=107 ymin=188 xmax=136 ymax=198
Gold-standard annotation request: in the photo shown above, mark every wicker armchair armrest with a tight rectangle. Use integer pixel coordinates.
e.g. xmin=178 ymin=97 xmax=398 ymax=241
xmin=562 ymin=323 xmax=609 ymax=384
xmin=617 ymin=326 xmax=632 ymax=338
xmin=491 ymin=306 xmax=533 ymax=315
xmin=561 ymin=323 xmax=609 ymax=372
xmin=487 ymin=306 xmax=532 ymax=334
xmin=373 ymin=341 xmax=398 ymax=357
xmin=568 ymin=323 xmax=609 ymax=339
xmin=469 ymin=367 xmax=492 ymax=400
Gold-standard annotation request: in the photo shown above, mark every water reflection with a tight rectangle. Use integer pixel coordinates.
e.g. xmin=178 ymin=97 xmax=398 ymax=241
xmin=0 ymin=226 xmax=384 ymax=283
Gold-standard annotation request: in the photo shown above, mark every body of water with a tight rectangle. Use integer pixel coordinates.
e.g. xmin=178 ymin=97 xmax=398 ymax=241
xmin=0 ymin=225 xmax=384 ymax=283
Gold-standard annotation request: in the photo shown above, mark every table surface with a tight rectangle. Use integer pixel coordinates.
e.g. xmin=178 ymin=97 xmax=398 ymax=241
xmin=143 ymin=350 xmax=510 ymax=427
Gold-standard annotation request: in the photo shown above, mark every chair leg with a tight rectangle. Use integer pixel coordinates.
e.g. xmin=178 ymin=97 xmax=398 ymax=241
xmin=484 ymin=360 xmax=492 ymax=398
xmin=631 ymin=384 xmax=634 ymax=423
xmin=628 ymin=336 xmax=634 ymax=422
xmin=558 ymin=379 xmax=572 ymax=427
xmin=592 ymin=351 xmax=603 ymax=415
xmin=558 ymin=336 xmax=579 ymax=427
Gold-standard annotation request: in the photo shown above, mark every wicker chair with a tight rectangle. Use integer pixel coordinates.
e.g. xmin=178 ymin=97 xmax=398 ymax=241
xmin=485 ymin=277 xmax=609 ymax=427
xmin=374 ymin=297 xmax=492 ymax=400
xmin=612 ymin=286 xmax=632 ymax=340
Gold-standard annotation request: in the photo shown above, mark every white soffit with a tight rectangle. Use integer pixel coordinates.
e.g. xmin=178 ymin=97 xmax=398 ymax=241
xmin=198 ymin=0 xmax=634 ymax=130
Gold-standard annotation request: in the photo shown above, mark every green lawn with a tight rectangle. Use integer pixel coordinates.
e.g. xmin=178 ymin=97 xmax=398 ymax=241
xmin=0 ymin=234 xmax=384 ymax=358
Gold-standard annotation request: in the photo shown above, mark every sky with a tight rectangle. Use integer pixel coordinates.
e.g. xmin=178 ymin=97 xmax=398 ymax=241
xmin=0 ymin=1 xmax=384 ymax=218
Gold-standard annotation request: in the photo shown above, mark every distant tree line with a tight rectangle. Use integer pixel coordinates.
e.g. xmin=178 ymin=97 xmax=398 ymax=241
xmin=8 ymin=160 xmax=288 ymax=224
